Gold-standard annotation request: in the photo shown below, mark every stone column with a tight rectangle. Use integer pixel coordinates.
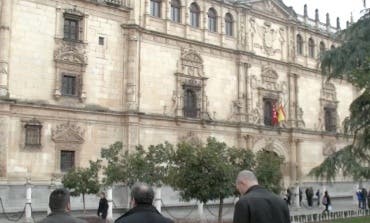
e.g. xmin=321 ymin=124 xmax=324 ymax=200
xmin=154 ymin=187 xmax=162 ymax=213
xmin=198 ymin=202 xmax=205 ymax=223
xmin=290 ymin=138 xmax=297 ymax=184
xmin=296 ymin=139 xmax=302 ymax=182
xmin=25 ymin=180 xmax=32 ymax=222
xmin=107 ymin=187 xmax=113 ymax=221
xmin=0 ymin=0 xmax=13 ymax=97
xmin=0 ymin=113 xmax=9 ymax=177
xmin=124 ymin=28 xmax=140 ymax=111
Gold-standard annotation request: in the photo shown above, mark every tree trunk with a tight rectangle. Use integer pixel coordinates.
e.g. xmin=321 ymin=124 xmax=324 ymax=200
xmin=82 ymin=193 xmax=86 ymax=214
xmin=218 ymin=197 xmax=224 ymax=223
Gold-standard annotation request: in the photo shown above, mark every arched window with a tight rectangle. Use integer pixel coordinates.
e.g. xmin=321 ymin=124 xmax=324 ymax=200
xmin=225 ymin=13 xmax=233 ymax=36
xmin=319 ymin=41 xmax=326 ymax=56
xmin=296 ymin=34 xmax=303 ymax=55
xmin=308 ymin=38 xmax=315 ymax=58
xmin=331 ymin=45 xmax=336 ymax=50
xmin=207 ymin=8 xmax=217 ymax=32
xmin=184 ymin=89 xmax=198 ymax=118
xmin=170 ymin=0 xmax=181 ymax=23
xmin=190 ymin=3 xmax=200 ymax=28
xmin=150 ymin=0 xmax=161 ymax=17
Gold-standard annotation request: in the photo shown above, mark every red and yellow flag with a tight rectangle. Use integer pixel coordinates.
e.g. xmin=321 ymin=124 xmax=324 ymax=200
xmin=277 ymin=104 xmax=286 ymax=123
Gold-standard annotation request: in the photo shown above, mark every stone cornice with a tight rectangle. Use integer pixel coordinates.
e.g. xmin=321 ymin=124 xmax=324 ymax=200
xmin=0 ymin=99 xmax=352 ymax=141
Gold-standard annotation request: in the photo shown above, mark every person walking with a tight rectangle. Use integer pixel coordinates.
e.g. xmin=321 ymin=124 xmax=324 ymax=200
xmin=316 ymin=189 xmax=321 ymax=207
xmin=322 ymin=191 xmax=331 ymax=214
xmin=39 ymin=188 xmax=86 ymax=223
xmin=362 ymin=188 xmax=367 ymax=209
xmin=114 ymin=183 xmax=173 ymax=223
xmin=367 ymin=188 xmax=370 ymax=209
xmin=286 ymin=188 xmax=292 ymax=206
xmin=233 ymin=170 xmax=290 ymax=223
xmin=357 ymin=189 xmax=363 ymax=209
xmin=97 ymin=192 xmax=109 ymax=222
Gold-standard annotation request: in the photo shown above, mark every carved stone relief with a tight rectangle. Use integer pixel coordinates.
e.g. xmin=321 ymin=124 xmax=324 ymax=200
xmin=54 ymin=38 xmax=88 ymax=102
xmin=248 ymin=66 xmax=288 ymax=125
xmin=52 ymin=122 xmax=84 ymax=174
xmin=323 ymin=141 xmax=336 ymax=156
xmin=173 ymin=49 xmax=210 ymax=119
xmin=52 ymin=122 xmax=85 ymax=144
xmin=316 ymin=81 xmax=339 ymax=131
xmin=178 ymin=131 xmax=203 ymax=147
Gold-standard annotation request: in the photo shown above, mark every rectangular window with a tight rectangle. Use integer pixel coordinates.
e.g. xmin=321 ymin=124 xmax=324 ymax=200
xmin=150 ymin=0 xmax=161 ymax=17
xmin=263 ymin=98 xmax=276 ymax=126
xmin=99 ymin=37 xmax=104 ymax=45
xmin=25 ymin=125 xmax=41 ymax=146
xmin=61 ymin=150 xmax=75 ymax=172
xmin=61 ymin=75 xmax=77 ymax=96
xmin=64 ymin=18 xmax=79 ymax=41
xmin=171 ymin=6 xmax=180 ymax=23
xmin=324 ymin=107 xmax=337 ymax=132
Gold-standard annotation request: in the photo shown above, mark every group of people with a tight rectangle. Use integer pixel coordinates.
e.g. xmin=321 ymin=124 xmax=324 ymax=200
xmin=356 ymin=188 xmax=370 ymax=209
xmin=39 ymin=170 xmax=291 ymax=223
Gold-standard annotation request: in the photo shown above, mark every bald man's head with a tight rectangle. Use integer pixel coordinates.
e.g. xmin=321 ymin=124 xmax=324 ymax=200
xmin=236 ymin=170 xmax=259 ymax=195
xmin=130 ymin=183 xmax=155 ymax=207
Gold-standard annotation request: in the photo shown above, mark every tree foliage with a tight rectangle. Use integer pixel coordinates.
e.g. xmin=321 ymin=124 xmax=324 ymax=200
xmin=167 ymin=137 xmax=255 ymax=223
xmin=310 ymin=11 xmax=370 ymax=181
xmin=101 ymin=141 xmax=173 ymax=187
xmin=62 ymin=160 xmax=102 ymax=212
xmin=255 ymin=151 xmax=284 ymax=194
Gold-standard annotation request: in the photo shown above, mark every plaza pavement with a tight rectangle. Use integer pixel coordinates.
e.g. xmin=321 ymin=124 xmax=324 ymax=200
xmin=0 ymin=198 xmax=361 ymax=223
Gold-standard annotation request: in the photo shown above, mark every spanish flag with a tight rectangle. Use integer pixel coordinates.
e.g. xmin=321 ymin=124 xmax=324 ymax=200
xmin=277 ymin=104 xmax=286 ymax=123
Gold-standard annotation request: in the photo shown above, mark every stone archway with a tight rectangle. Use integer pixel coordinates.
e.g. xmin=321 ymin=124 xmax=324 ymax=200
xmin=252 ymin=138 xmax=290 ymax=189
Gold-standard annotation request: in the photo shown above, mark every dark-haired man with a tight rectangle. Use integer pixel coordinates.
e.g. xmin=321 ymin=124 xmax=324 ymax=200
xmin=115 ymin=183 xmax=173 ymax=223
xmin=39 ymin=188 xmax=86 ymax=223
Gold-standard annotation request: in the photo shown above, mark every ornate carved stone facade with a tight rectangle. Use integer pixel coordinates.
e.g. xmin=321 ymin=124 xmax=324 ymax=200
xmin=0 ymin=0 xmax=358 ymax=191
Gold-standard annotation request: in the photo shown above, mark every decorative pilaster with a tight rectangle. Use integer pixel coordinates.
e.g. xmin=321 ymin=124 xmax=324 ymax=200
xmin=0 ymin=0 xmax=13 ymax=97
xmin=124 ymin=28 xmax=140 ymax=111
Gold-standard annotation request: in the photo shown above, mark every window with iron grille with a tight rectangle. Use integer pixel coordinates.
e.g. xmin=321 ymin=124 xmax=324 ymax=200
xmin=319 ymin=41 xmax=326 ymax=56
xmin=225 ymin=13 xmax=233 ymax=36
xmin=324 ymin=107 xmax=337 ymax=132
xmin=61 ymin=74 xmax=77 ymax=96
xmin=170 ymin=0 xmax=181 ymax=23
xmin=25 ymin=124 xmax=42 ymax=146
xmin=64 ymin=17 xmax=79 ymax=41
xmin=184 ymin=89 xmax=198 ymax=118
xmin=150 ymin=0 xmax=161 ymax=17
xmin=61 ymin=150 xmax=75 ymax=172
xmin=263 ymin=98 xmax=276 ymax=126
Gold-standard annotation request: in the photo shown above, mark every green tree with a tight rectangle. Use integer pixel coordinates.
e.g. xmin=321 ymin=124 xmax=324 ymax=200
xmin=62 ymin=160 xmax=102 ymax=213
xmin=100 ymin=141 xmax=173 ymax=187
xmin=255 ymin=150 xmax=284 ymax=194
xmin=310 ymin=11 xmax=370 ymax=181
xmin=168 ymin=137 xmax=254 ymax=223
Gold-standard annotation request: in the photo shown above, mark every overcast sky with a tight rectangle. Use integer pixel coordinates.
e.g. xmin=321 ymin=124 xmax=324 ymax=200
xmin=282 ymin=0 xmax=366 ymax=27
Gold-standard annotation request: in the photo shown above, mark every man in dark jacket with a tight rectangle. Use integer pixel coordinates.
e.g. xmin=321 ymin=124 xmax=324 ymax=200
xmin=97 ymin=192 xmax=109 ymax=221
xmin=115 ymin=183 xmax=173 ymax=223
xmin=233 ymin=170 xmax=290 ymax=223
xmin=39 ymin=188 xmax=86 ymax=223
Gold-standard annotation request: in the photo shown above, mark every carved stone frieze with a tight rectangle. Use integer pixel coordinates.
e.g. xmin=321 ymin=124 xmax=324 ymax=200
xmin=52 ymin=122 xmax=84 ymax=144
xmin=54 ymin=39 xmax=87 ymax=65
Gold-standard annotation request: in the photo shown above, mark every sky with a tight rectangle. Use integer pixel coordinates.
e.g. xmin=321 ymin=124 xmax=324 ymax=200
xmin=282 ymin=0 xmax=366 ymax=27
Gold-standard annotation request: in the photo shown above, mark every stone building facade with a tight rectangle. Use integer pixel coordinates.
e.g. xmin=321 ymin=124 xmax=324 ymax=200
xmin=0 ymin=0 xmax=358 ymax=198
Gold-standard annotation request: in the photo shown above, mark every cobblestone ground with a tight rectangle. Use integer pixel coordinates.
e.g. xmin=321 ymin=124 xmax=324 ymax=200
xmin=0 ymin=199 xmax=360 ymax=223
